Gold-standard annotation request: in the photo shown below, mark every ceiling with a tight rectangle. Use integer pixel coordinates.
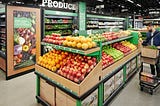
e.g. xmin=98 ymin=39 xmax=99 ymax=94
xmin=1 ymin=0 xmax=160 ymax=18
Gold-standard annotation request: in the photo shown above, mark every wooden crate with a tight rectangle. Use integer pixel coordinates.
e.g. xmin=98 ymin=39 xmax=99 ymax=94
xmin=40 ymin=78 xmax=55 ymax=106
xmin=56 ymin=88 xmax=76 ymax=106
xmin=102 ymin=49 xmax=140 ymax=78
xmin=141 ymin=47 xmax=159 ymax=58
xmin=0 ymin=57 xmax=6 ymax=71
xmin=36 ymin=60 xmax=102 ymax=96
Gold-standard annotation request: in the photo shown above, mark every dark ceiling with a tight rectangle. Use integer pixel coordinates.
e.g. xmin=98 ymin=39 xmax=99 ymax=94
xmin=1 ymin=0 xmax=160 ymax=18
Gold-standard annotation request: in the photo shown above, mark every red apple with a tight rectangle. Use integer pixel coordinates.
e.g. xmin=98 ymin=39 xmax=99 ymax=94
xmin=74 ymin=78 xmax=79 ymax=83
xmin=69 ymin=76 xmax=74 ymax=81
xmin=76 ymin=72 xmax=81 ymax=78
xmin=88 ymin=60 xmax=93 ymax=66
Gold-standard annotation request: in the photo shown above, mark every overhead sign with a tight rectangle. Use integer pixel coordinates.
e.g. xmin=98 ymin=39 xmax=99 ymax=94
xmin=42 ymin=0 xmax=76 ymax=10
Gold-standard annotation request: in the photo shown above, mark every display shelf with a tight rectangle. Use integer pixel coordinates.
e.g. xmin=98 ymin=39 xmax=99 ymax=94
xmin=41 ymin=42 xmax=100 ymax=55
xmin=102 ymin=49 xmax=140 ymax=79
xmin=102 ymin=36 xmax=133 ymax=46
xmin=45 ymin=28 xmax=72 ymax=30
xmin=0 ymin=37 xmax=6 ymax=40
xmin=45 ymin=15 xmax=73 ymax=19
xmin=35 ymin=60 xmax=102 ymax=96
xmin=0 ymin=31 xmax=5 ymax=34
xmin=0 ymin=24 xmax=5 ymax=27
xmin=45 ymin=22 xmax=73 ymax=24
xmin=0 ymin=43 xmax=6 ymax=47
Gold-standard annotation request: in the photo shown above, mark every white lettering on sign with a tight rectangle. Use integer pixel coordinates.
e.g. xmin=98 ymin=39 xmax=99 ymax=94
xmin=42 ymin=0 xmax=76 ymax=10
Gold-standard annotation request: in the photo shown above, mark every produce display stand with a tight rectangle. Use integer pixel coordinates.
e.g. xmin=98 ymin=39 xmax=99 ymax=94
xmin=35 ymin=33 xmax=141 ymax=106
xmin=0 ymin=5 xmax=41 ymax=80
xmin=35 ymin=2 xmax=141 ymax=106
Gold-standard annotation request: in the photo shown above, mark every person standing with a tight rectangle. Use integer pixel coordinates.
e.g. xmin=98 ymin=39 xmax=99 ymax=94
xmin=142 ymin=23 xmax=160 ymax=77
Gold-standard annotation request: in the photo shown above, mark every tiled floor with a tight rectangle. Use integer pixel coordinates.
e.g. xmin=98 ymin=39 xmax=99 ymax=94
xmin=0 ymin=64 xmax=160 ymax=106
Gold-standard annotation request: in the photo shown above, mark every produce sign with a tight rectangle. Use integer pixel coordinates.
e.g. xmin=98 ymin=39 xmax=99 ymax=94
xmin=41 ymin=0 xmax=76 ymax=10
xmin=13 ymin=11 xmax=36 ymax=69
xmin=37 ymin=50 xmax=97 ymax=84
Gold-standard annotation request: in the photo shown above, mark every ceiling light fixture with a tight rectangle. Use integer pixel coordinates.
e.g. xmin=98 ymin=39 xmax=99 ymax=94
xmin=137 ymin=4 xmax=141 ymax=7
xmin=127 ymin=0 xmax=134 ymax=3
xmin=97 ymin=0 xmax=104 ymax=2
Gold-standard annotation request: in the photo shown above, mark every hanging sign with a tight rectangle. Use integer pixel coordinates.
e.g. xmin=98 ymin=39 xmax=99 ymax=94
xmin=42 ymin=0 xmax=76 ymax=10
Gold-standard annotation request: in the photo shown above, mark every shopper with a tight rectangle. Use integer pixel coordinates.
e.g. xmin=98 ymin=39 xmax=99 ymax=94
xmin=72 ymin=24 xmax=79 ymax=36
xmin=142 ymin=23 xmax=160 ymax=77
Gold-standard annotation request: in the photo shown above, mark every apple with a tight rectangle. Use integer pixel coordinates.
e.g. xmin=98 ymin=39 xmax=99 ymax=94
xmin=63 ymin=72 xmax=67 ymax=77
xmin=69 ymin=76 xmax=74 ymax=81
xmin=76 ymin=72 xmax=81 ymax=78
xmin=67 ymin=74 xmax=70 ymax=79
xmin=81 ymin=68 xmax=87 ymax=74
xmin=88 ymin=60 xmax=93 ymax=66
xmin=74 ymin=78 xmax=79 ymax=83
xmin=92 ymin=57 xmax=96 ymax=62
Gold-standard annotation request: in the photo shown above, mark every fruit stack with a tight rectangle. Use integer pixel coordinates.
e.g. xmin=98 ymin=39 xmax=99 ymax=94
xmin=102 ymin=51 xmax=114 ymax=69
xmin=63 ymin=36 xmax=97 ymax=50
xmin=102 ymin=32 xmax=119 ymax=41
xmin=88 ymin=34 xmax=106 ymax=42
xmin=118 ymin=30 xmax=131 ymax=38
xmin=103 ymin=46 xmax=124 ymax=61
xmin=37 ymin=50 xmax=97 ymax=84
xmin=42 ymin=33 xmax=65 ymax=45
xmin=112 ymin=42 xmax=132 ymax=55
xmin=121 ymin=41 xmax=137 ymax=51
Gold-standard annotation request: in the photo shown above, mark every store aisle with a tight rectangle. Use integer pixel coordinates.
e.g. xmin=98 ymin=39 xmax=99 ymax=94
xmin=0 ymin=71 xmax=41 ymax=106
xmin=110 ymin=64 xmax=160 ymax=106
xmin=0 ymin=64 xmax=160 ymax=106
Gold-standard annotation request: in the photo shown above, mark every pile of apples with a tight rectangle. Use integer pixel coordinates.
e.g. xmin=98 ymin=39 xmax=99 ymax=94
xmin=57 ymin=54 xmax=97 ymax=83
xmin=102 ymin=32 xmax=119 ymax=41
xmin=42 ymin=33 xmax=66 ymax=45
xmin=112 ymin=42 xmax=131 ymax=55
xmin=102 ymin=52 xmax=114 ymax=69
xmin=63 ymin=36 xmax=97 ymax=50
xmin=37 ymin=50 xmax=97 ymax=84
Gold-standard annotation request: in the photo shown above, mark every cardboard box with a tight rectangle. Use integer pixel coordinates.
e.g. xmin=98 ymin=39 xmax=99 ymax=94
xmin=40 ymin=78 xmax=55 ymax=106
xmin=114 ymin=69 xmax=123 ymax=82
xmin=114 ymin=78 xmax=123 ymax=90
xmin=56 ymin=88 xmax=76 ymax=106
xmin=82 ymin=89 xmax=98 ymax=106
xmin=141 ymin=47 xmax=159 ymax=58
xmin=141 ymin=57 xmax=158 ymax=65
xmin=104 ymin=77 xmax=114 ymax=101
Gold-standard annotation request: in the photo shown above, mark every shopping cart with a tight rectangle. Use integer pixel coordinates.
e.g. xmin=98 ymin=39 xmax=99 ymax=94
xmin=139 ymin=46 xmax=160 ymax=95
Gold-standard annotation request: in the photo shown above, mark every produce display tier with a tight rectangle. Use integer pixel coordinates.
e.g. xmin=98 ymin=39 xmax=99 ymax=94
xmin=41 ymin=42 xmax=100 ymax=55
xmin=0 ymin=43 xmax=6 ymax=47
xmin=102 ymin=36 xmax=133 ymax=46
xmin=0 ymin=31 xmax=5 ymax=34
xmin=45 ymin=16 xmax=73 ymax=19
xmin=0 ymin=50 xmax=6 ymax=59
xmin=102 ymin=49 xmax=140 ymax=78
xmin=45 ymin=22 xmax=73 ymax=24
xmin=0 ymin=24 xmax=5 ymax=27
xmin=35 ymin=60 xmax=102 ymax=97
xmin=0 ymin=37 xmax=6 ymax=40
xmin=45 ymin=28 xmax=72 ymax=30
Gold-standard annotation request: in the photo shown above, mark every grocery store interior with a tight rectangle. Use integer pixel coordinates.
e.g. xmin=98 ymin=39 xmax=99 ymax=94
xmin=0 ymin=0 xmax=160 ymax=106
